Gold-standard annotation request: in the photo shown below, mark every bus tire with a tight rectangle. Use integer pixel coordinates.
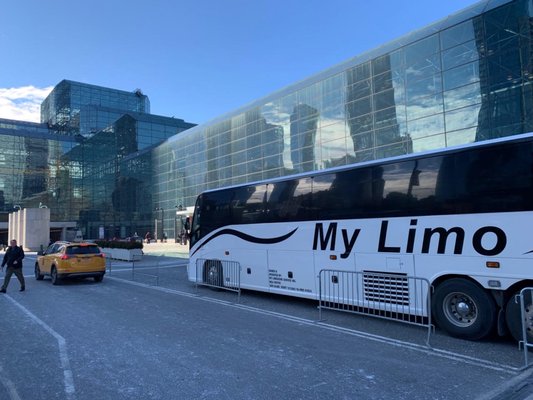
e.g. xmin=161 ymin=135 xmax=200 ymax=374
xmin=505 ymin=290 xmax=533 ymax=344
xmin=203 ymin=260 xmax=223 ymax=287
xmin=432 ymin=278 xmax=496 ymax=340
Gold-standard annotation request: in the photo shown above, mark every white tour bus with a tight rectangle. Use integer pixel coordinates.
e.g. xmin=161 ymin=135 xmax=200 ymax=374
xmin=188 ymin=132 xmax=533 ymax=342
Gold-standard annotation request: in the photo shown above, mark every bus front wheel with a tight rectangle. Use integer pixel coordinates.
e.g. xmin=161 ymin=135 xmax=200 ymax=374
xmin=432 ymin=278 xmax=496 ymax=340
xmin=203 ymin=260 xmax=223 ymax=287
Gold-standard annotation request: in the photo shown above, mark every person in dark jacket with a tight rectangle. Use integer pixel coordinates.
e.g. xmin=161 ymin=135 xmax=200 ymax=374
xmin=1 ymin=239 xmax=25 ymax=293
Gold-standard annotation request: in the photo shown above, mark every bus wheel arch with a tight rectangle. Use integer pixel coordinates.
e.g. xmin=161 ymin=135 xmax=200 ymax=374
xmin=203 ymin=259 xmax=223 ymax=287
xmin=432 ymin=277 xmax=496 ymax=340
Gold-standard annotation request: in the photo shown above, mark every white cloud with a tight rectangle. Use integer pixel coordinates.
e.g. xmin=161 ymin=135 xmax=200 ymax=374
xmin=0 ymin=85 xmax=54 ymax=123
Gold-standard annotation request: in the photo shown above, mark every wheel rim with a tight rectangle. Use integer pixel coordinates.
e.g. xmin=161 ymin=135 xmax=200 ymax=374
xmin=525 ymin=303 xmax=533 ymax=337
xmin=208 ymin=265 xmax=218 ymax=283
xmin=442 ymin=291 xmax=478 ymax=327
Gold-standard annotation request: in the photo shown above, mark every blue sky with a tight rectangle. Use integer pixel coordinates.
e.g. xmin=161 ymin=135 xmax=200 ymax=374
xmin=1 ymin=0 xmax=477 ymax=124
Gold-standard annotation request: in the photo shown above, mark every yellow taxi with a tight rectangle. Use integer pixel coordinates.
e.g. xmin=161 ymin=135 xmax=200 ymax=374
xmin=35 ymin=241 xmax=106 ymax=285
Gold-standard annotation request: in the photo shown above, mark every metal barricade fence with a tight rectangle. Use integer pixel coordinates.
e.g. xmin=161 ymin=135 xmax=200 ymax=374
xmin=195 ymin=258 xmax=241 ymax=301
xmin=104 ymin=255 xmax=159 ymax=286
xmin=318 ymin=269 xmax=432 ymax=346
xmin=519 ymin=287 xmax=533 ymax=367
xmin=131 ymin=260 xmax=159 ymax=286
xmin=105 ymin=255 xmax=113 ymax=275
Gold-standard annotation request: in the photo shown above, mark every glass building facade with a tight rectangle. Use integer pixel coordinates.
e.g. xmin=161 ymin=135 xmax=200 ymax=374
xmin=41 ymin=80 xmax=150 ymax=137
xmin=0 ymin=119 xmax=77 ymax=217
xmin=153 ymin=0 xmax=533 ymax=237
xmin=0 ymin=80 xmax=195 ymax=242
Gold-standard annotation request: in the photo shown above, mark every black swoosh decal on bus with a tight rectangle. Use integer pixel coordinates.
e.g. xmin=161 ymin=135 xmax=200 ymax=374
xmin=524 ymin=250 xmax=533 ymax=255
xmin=191 ymin=227 xmax=298 ymax=257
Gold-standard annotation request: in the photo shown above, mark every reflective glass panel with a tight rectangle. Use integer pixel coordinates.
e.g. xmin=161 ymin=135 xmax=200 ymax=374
xmin=405 ymin=34 xmax=440 ymax=65
xmin=408 ymin=113 xmax=445 ymax=139
xmin=406 ymin=74 xmax=442 ymax=101
xmin=441 ymin=40 xmax=480 ymax=70
xmin=443 ymin=62 xmax=479 ymax=91
xmin=445 ymin=103 xmax=481 ymax=132
xmin=443 ymin=82 xmax=481 ymax=111
xmin=440 ymin=20 xmax=476 ymax=50
xmin=406 ymin=93 xmax=443 ymax=121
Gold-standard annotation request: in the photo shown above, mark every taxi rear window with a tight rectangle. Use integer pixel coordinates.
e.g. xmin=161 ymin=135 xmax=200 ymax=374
xmin=66 ymin=245 xmax=100 ymax=255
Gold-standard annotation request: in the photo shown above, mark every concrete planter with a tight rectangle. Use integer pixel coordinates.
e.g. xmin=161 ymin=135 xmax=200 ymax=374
xmin=102 ymin=247 xmax=143 ymax=261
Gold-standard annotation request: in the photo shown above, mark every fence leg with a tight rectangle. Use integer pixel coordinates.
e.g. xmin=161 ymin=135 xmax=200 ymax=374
xmin=318 ymin=272 xmax=323 ymax=322
xmin=520 ymin=291 xmax=530 ymax=368
xmin=195 ymin=260 xmax=199 ymax=293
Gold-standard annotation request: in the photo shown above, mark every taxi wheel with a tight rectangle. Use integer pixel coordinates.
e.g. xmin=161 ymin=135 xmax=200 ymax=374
xmin=94 ymin=274 xmax=104 ymax=283
xmin=34 ymin=263 xmax=44 ymax=281
xmin=51 ymin=266 xmax=61 ymax=286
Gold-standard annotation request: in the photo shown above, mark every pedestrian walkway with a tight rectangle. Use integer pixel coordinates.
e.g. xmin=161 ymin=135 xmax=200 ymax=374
xmin=141 ymin=240 xmax=189 ymax=258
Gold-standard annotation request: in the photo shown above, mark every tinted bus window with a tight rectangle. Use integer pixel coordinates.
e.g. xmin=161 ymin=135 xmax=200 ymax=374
xmin=409 ymin=156 xmax=453 ymax=215
xmin=266 ymin=178 xmax=313 ymax=222
xmin=200 ymin=191 xmax=233 ymax=236
xmin=454 ymin=142 xmax=533 ymax=213
xmin=374 ymin=161 xmax=416 ymax=216
xmin=231 ymin=184 xmax=267 ymax=224
xmin=313 ymin=169 xmax=374 ymax=220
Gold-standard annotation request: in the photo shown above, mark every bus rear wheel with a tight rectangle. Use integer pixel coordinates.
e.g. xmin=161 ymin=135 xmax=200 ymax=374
xmin=505 ymin=290 xmax=533 ymax=343
xmin=203 ymin=260 xmax=223 ymax=287
xmin=432 ymin=278 xmax=496 ymax=340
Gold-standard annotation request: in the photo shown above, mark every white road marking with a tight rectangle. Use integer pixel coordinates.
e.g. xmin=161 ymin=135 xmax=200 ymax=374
xmin=0 ymin=275 xmax=34 ymax=280
xmin=107 ymin=263 xmax=186 ymax=272
xmin=108 ymin=261 xmax=186 ymax=268
xmin=108 ymin=276 xmax=519 ymax=374
xmin=2 ymin=295 xmax=76 ymax=400
xmin=0 ymin=363 xmax=22 ymax=400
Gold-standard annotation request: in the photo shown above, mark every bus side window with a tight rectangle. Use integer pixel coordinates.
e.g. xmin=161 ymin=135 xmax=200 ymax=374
xmin=267 ymin=178 xmax=313 ymax=222
xmin=231 ymin=185 xmax=267 ymax=224
xmin=408 ymin=156 xmax=450 ymax=216
xmin=201 ymin=192 xmax=232 ymax=235
xmin=454 ymin=142 xmax=533 ymax=213
xmin=312 ymin=170 xmax=373 ymax=220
